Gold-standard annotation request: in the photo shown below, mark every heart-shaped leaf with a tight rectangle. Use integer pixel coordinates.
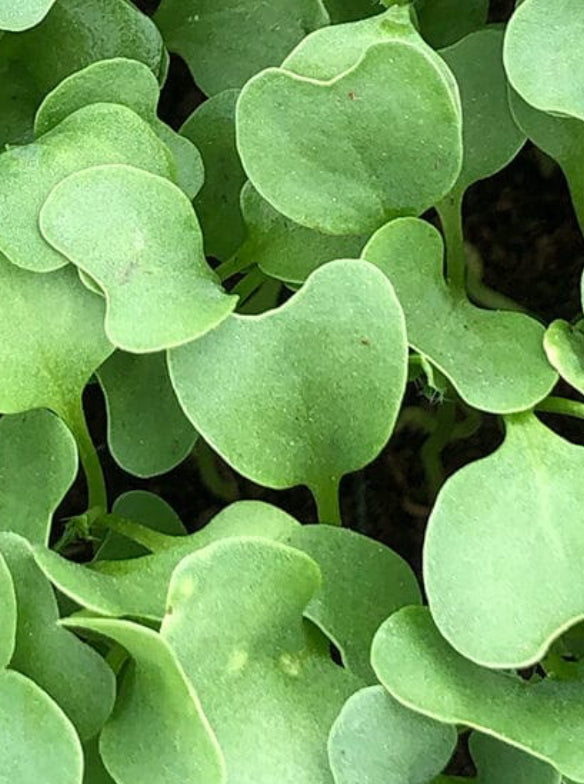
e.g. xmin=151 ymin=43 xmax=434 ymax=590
xmin=0 ymin=102 xmax=174 ymax=273
xmin=0 ymin=534 xmax=115 ymax=740
xmin=180 ymin=90 xmax=247 ymax=261
xmin=0 ymin=257 xmax=112 ymax=424
xmin=288 ymin=525 xmax=421 ymax=681
xmin=504 ymin=0 xmax=584 ymax=121
xmin=372 ymin=606 xmax=584 ymax=783
xmin=0 ymin=669 xmax=83 ymax=784
xmin=328 ymin=685 xmax=457 ymax=784
xmin=425 ymin=413 xmax=584 ymax=668
xmin=237 ymin=36 xmax=462 ymax=235
xmin=0 ymin=410 xmax=77 ymax=545
xmin=0 ymin=553 xmax=16 ymax=670
xmin=161 ymin=537 xmax=362 ymax=784
xmin=362 ymin=217 xmax=557 ymax=413
xmin=97 ymin=352 xmax=197 ymax=478
xmin=416 ymin=0 xmax=489 ymax=48
xmin=544 ymin=320 xmax=584 ymax=395
xmin=169 ymin=260 xmax=408 ymax=521
xmin=64 ymin=618 xmax=225 ymax=784
xmin=0 ymin=0 xmax=56 ymax=31
xmin=236 ymin=183 xmax=367 ymax=285
xmin=41 ymin=164 xmax=237 ymax=352
xmin=0 ymin=0 xmax=164 ymax=146
xmin=154 ymin=0 xmax=329 ymax=96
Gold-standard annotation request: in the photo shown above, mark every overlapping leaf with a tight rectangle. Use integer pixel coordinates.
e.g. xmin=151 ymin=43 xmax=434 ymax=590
xmin=161 ymin=537 xmax=362 ymax=783
xmin=416 ymin=0 xmax=489 ymax=48
xmin=372 ymin=606 xmax=584 ymax=783
xmin=169 ymin=260 xmax=408 ymax=519
xmin=0 ymin=103 xmax=174 ymax=273
xmin=40 ymin=165 xmax=237 ymax=352
xmin=0 ymin=0 xmax=56 ymax=31
xmin=362 ymin=218 xmax=556 ymax=413
xmin=544 ymin=320 xmax=584 ymax=395
xmin=0 ymin=553 xmax=16 ymax=669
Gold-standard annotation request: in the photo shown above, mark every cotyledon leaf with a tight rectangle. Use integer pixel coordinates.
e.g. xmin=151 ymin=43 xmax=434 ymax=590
xmin=0 ymin=553 xmax=16 ymax=670
xmin=287 ymin=525 xmax=421 ymax=682
xmin=504 ymin=0 xmax=584 ymax=122
xmin=415 ymin=0 xmax=489 ymax=49
xmin=237 ymin=39 xmax=463 ymax=235
xmin=328 ymin=685 xmax=457 ymax=784
xmin=0 ymin=0 xmax=164 ymax=146
xmin=33 ymin=501 xmax=301 ymax=619
xmin=424 ymin=412 xmax=584 ymax=668
xmin=0 ymin=257 xmax=112 ymax=424
xmin=63 ymin=618 xmax=225 ymax=784
xmin=362 ymin=217 xmax=557 ymax=413
xmin=180 ymin=89 xmax=247 ymax=261
xmin=0 ymin=410 xmax=77 ymax=546
xmin=0 ymin=533 xmax=115 ymax=741
xmin=0 ymin=0 xmax=56 ymax=31
xmin=154 ymin=0 xmax=330 ymax=96
xmin=435 ymin=732 xmax=561 ymax=784
xmin=168 ymin=260 xmax=408 ymax=520
xmin=0 ymin=102 xmax=175 ymax=273
xmin=0 ymin=669 xmax=83 ymax=784
xmin=97 ymin=351 xmax=197 ymax=478
xmin=34 ymin=57 xmax=204 ymax=200
xmin=96 ymin=490 xmax=186 ymax=562
xmin=40 ymin=165 xmax=237 ymax=353
xmin=161 ymin=537 xmax=362 ymax=784
xmin=371 ymin=606 xmax=584 ymax=784
xmin=544 ymin=320 xmax=584 ymax=395
xmin=236 ymin=183 xmax=368 ymax=285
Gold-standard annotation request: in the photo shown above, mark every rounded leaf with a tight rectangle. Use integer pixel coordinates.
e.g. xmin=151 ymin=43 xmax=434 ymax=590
xmin=0 ymin=0 xmax=56 ymax=31
xmin=544 ymin=320 xmax=584 ymax=395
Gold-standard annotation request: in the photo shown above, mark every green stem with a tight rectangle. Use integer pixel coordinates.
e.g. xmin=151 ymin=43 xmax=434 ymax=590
xmin=193 ymin=441 xmax=239 ymax=503
xmin=60 ymin=398 xmax=107 ymax=513
xmin=421 ymin=401 xmax=456 ymax=497
xmin=215 ymin=252 xmax=252 ymax=283
xmin=567 ymin=166 xmax=584 ymax=238
xmin=535 ymin=396 xmax=584 ymax=421
xmin=465 ymin=244 xmax=526 ymax=313
xmin=232 ymin=266 xmax=266 ymax=307
xmin=100 ymin=514 xmax=175 ymax=553
xmin=437 ymin=191 xmax=466 ymax=295
xmin=313 ymin=479 xmax=342 ymax=525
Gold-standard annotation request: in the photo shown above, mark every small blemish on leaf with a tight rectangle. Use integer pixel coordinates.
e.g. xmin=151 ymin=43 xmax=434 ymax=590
xmin=227 ymin=649 xmax=249 ymax=672
xmin=348 ymin=90 xmax=356 ymax=100
xmin=279 ymin=652 xmax=301 ymax=677
xmin=360 ymin=337 xmax=370 ymax=346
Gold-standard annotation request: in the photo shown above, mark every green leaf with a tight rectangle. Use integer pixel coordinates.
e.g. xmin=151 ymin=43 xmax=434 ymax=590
xmin=180 ymin=89 xmax=247 ymax=261
xmin=509 ymin=91 xmax=584 ymax=230
xmin=362 ymin=218 xmax=557 ymax=413
xmin=154 ymin=0 xmax=330 ymax=96
xmin=0 ymin=103 xmax=174 ymax=273
xmin=237 ymin=27 xmax=463 ymax=235
xmin=161 ymin=537 xmax=362 ymax=783
xmin=288 ymin=525 xmax=421 ymax=681
xmin=504 ymin=0 xmax=584 ymax=121
xmin=0 ymin=258 xmax=112 ymax=421
xmin=328 ymin=685 xmax=457 ymax=784
xmin=0 ymin=410 xmax=77 ymax=545
xmin=96 ymin=491 xmax=186 ymax=562
xmin=34 ymin=501 xmax=300 ymax=619
xmin=0 ymin=0 xmax=165 ymax=146
xmin=544 ymin=321 xmax=584 ymax=395
xmin=40 ymin=164 xmax=237 ymax=352
xmin=439 ymin=28 xmax=525 ymax=198
xmin=0 ymin=534 xmax=115 ymax=740
xmin=83 ymin=738 xmax=115 ymax=784
xmin=34 ymin=58 xmax=204 ymax=200
xmin=168 ymin=260 xmax=408 ymax=520
xmin=425 ymin=412 xmax=584 ymax=668
xmin=236 ymin=183 xmax=368 ymax=285
xmin=0 ymin=552 xmax=16 ymax=669
xmin=415 ymin=0 xmax=489 ymax=49
xmin=324 ymin=0 xmax=383 ymax=23
xmin=63 ymin=618 xmax=225 ymax=784
xmin=97 ymin=351 xmax=197 ymax=478
xmin=0 ymin=0 xmax=56 ymax=31
xmin=371 ymin=606 xmax=584 ymax=784
xmin=0 ymin=669 xmax=83 ymax=784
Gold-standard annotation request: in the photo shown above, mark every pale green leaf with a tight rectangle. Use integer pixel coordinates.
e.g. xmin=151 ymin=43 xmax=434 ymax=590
xmin=40 ymin=164 xmax=237 ymax=352
xmin=161 ymin=537 xmax=362 ymax=783
xmin=544 ymin=320 xmax=584 ymax=395
xmin=0 ymin=553 xmax=16 ymax=669
xmin=0 ymin=0 xmax=56 ymax=31
xmin=362 ymin=218 xmax=557 ymax=413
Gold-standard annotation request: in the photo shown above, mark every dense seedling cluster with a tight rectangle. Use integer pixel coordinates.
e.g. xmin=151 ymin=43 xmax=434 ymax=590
xmin=0 ymin=0 xmax=583 ymax=782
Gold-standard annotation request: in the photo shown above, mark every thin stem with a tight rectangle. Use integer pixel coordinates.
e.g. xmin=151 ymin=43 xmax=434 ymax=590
xmin=215 ymin=253 xmax=252 ymax=283
xmin=535 ymin=396 xmax=584 ymax=421
xmin=567 ymin=165 xmax=584 ymax=238
xmin=465 ymin=244 xmax=526 ymax=313
xmin=100 ymin=514 xmax=175 ymax=553
xmin=60 ymin=397 xmax=107 ymax=513
xmin=313 ymin=479 xmax=342 ymax=526
xmin=232 ymin=266 xmax=266 ymax=307
xmin=421 ymin=401 xmax=456 ymax=498
xmin=437 ymin=191 xmax=466 ymax=295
